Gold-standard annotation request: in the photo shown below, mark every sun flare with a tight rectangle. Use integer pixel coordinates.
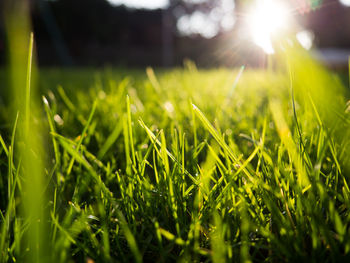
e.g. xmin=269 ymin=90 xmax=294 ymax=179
xmin=248 ymin=0 xmax=290 ymax=54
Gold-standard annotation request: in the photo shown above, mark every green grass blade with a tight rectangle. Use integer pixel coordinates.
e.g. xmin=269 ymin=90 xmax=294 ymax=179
xmin=67 ymin=100 xmax=97 ymax=175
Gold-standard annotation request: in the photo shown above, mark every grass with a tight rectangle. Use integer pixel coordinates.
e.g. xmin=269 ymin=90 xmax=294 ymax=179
xmin=1 ymin=42 xmax=350 ymax=262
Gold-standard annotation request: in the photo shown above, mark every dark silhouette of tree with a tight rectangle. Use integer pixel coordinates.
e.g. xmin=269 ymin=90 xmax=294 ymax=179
xmin=2 ymin=0 xmax=350 ymax=67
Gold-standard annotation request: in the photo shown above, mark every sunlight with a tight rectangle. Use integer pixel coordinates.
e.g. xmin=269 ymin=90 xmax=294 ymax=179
xmin=339 ymin=0 xmax=350 ymax=6
xmin=296 ymin=30 xmax=314 ymax=50
xmin=108 ymin=0 xmax=169 ymax=9
xmin=248 ymin=0 xmax=290 ymax=54
xmin=177 ymin=11 xmax=220 ymax=38
xmin=177 ymin=0 xmax=235 ymax=38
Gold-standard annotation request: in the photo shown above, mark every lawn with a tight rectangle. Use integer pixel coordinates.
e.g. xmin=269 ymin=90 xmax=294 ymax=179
xmin=1 ymin=49 xmax=350 ymax=262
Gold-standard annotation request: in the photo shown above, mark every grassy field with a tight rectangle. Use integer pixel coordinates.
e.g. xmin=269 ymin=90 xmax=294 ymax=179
xmin=1 ymin=49 xmax=350 ymax=262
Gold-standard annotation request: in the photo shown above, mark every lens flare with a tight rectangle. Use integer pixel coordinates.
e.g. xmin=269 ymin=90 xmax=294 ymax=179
xmin=248 ymin=0 xmax=290 ymax=54
xmin=296 ymin=30 xmax=314 ymax=50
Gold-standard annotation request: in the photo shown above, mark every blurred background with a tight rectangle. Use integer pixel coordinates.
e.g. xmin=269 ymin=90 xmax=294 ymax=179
xmin=0 ymin=0 xmax=349 ymax=68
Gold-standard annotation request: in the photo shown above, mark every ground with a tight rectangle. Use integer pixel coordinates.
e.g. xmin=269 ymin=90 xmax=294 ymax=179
xmin=1 ymin=53 xmax=350 ymax=262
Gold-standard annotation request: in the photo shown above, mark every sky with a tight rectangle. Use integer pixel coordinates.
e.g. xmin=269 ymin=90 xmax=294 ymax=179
xmin=107 ymin=0 xmax=235 ymax=38
xmin=106 ymin=0 xmax=350 ymax=40
xmin=108 ymin=0 xmax=350 ymax=10
xmin=177 ymin=0 xmax=235 ymax=38
xmin=108 ymin=0 xmax=169 ymax=9
xmin=339 ymin=0 xmax=350 ymax=6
